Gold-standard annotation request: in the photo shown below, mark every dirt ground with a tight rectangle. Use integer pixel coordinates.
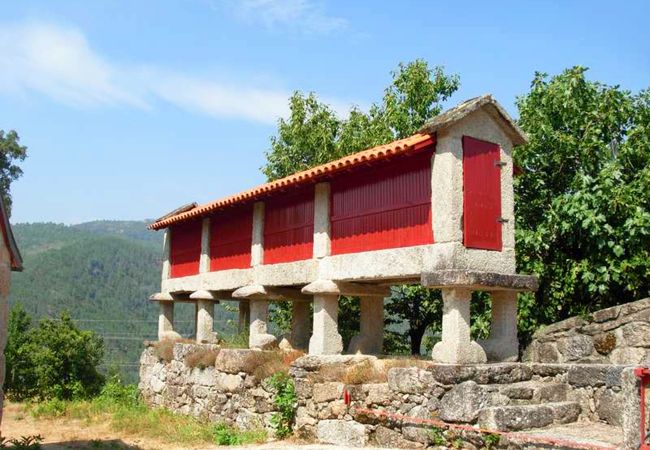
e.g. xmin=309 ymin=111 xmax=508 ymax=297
xmin=1 ymin=402 xmax=392 ymax=450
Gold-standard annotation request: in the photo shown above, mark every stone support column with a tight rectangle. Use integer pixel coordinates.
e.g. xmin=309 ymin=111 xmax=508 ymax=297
xmin=249 ymin=299 xmax=277 ymax=349
xmin=238 ymin=301 xmax=250 ymax=334
xmin=348 ymin=296 xmax=384 ymax=355
xmin=309 ymin=294 xmax=343 ymax=355
xmin=251 ymin=202 xmax=265 ymax=267
xmin=161 ymin=228 xmax=171 ymax=282
xmin=290 ymin=301 xmax=311 ymax=350
xmin=479 ymin=291 xmax=519 ymax=361
xmin=196 ymin=300 xmax=216 ymax=343
xmin=313 ymin=182 xmax=331 ymax=258
xmin=199 ymin=217 xmax=210 ymax=274
xmin=158 ymin=301 xmax=180 ymax=341
xmin=431 ymin=288 xmax=487 ymax=364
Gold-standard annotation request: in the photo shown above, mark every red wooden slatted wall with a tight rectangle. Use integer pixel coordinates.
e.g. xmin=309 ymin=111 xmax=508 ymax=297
xmin=330 ymin=147 xmax=434 ymax=255
xmin=209 ymin=205 xmax=253 ymax=271
xmin=462 ymin=136 xmax=502 ymax=250
xmin=263 ymin=187 xmax=315 ymax=264
xmin=170 ymin=220 xmax=202 ymax=277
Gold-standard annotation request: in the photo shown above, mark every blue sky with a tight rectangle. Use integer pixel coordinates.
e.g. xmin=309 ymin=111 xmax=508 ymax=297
xmin=2 ymin=0 xmax=648 ymax=224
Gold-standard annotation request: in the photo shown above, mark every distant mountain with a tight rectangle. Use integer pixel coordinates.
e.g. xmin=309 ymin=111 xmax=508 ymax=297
xmin=9 ymin=220 xmax=237 ymax=383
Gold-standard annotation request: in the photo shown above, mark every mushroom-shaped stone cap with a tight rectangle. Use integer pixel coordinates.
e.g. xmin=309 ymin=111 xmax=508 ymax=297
xmin=232 ymin=284 xmax=267 ymax=299
xmin=189 ymin=290 xmax=219 ymax=300
xmin=149 ymin=292 xmax=174 ymax=301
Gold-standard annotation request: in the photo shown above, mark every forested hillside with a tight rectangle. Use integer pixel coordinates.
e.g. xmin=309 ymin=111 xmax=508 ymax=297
xmin=8 ymin=221 xmax=235 ymax=382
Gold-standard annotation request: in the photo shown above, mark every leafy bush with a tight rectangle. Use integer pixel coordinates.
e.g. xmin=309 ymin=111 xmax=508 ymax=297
xmin=5 ymin=305 xmax=105 ymax=400
xmin=267 ymin=372 xmax=296 ymax=438
xmin=212 ymin=423 xmax=266 ymax=446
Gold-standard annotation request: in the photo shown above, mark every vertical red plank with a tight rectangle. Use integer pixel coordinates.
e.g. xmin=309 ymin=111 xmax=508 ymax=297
xmin=263 ymin=187 xmax=315 ymax=264
xmin=462 ymin=136 xmax=502 ymax=251
xmin=170 ymin=220 xmax=202 ymax=277
xmin=210 ymin=205 xmax=253 ymax=271
xmin=330 ymin=147 xmax=434 ymax=255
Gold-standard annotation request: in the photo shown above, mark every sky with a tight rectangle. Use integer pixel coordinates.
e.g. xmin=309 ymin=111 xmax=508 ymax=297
xmin=1 ymin=0 xmax=648 ymax=225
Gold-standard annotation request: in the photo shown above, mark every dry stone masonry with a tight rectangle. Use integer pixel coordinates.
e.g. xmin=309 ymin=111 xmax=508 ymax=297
xmin=140 ymin=346 xmax=642 ymax=449
xmin=290 ymin=355 xmax=637 ymax=449
xmin=525 ymin=297 xmax=650 ymax=365
xmin=139 ymin=343 xmax=280 ymax=431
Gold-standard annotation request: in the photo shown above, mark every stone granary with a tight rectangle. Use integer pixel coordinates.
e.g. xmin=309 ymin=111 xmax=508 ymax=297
xmin=147 ymin=95 xmax=538 ymax=364
xmin=0 ymin=198 xmax=23 ymax=427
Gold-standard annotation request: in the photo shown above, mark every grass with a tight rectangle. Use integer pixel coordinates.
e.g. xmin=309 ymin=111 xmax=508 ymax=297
xmin=185 ymin=347 xmax=220 ymax=369
xmin=315 ymin=356 xmax=432 ymax=384
xmin=26 ymin=378 xmax=267 ymax=447
xmin=219 ymin=331 xmax=249 ymax=349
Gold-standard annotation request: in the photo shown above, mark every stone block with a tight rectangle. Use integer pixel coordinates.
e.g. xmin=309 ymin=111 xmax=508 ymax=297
xmin=622 ymin=322 xmax=650 ymax=347
xmin=317 ymin=419 xmax=368 ymax=447
xmin=387 ymin=367 xmax=435 ymax=394
xmin=313 ymin=382 xmax=344 ymax=403
xmin=596 ymin=389 xmax=624 ymax=426
xmin=215 ymin=372 xmax=244 ymax=393
xmin=214 ymin=349 xmax=273 ymax=374
xmin=593 ymin=332 xmax=617 ymax=355
xmin=592 ymin=304 xmax=621 ymax=323
xmin=610 ymin=347 xmax=648 ymax=365
xmin=557 ymin=335 xmax=594 ymax=361
xmin=529 ymin=363 xmax=567 ymax=377
xmin=373 ymin=425 xmax=424 ymax=449
xmin=551 ymin=401 xmax=580 ymax=424
xmin=364 ymin=383 xmax=392 ymax=406
xmin=567 ymin=365 xmax=609 ymax=387
xmin=428 ymin=364 xmax=476 ymax=385
xmin=439 ymin=381 xmax=488 ymax=423
xmin=478 ymin=404 xmax=554 ymax=431
xmin=473 ymin=363 xmax=533 ymax=384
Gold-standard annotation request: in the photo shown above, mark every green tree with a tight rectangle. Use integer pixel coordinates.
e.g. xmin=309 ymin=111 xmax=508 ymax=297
xmin=0 ymin=129 xmax=28 ymax=214
xmin=263 ymin=60 xmax=460 ymax=353
xmin=263 ymin=93 xmax=342 ymax=182
xmin=4 ymin=306 xmax=105 ymax=400
xmin=514 ymin=67 xmax=650 ymax=341
xmin=5 ymin=303 xmax=33 ymax=399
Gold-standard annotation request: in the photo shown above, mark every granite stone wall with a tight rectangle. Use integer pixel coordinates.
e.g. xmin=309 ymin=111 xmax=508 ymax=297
xmin=289 ymin=355 xmax=639 ymax=449
xmin=524 ymin=297 xmax=650 ymax=365
xmin=139 ymin=345 xmax=643 ymax=449
xmin=139 ymin=343 xmax=280 ymax=431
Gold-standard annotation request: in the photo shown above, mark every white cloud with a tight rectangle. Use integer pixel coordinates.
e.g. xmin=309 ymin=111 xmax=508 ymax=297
xmin=224 ymin=0 xmax=347 ymax=34
xmin=0 ymin=21 xmax=356 ymax=124
xmin=149 ymin=71 xmax=290 ymax=124
xmin=0 ymin=22 xmax=144 ymax=108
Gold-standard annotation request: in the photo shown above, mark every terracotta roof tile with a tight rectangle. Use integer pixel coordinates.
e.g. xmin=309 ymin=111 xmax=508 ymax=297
xmin=149 ymin=133 xmax=435 ymax=230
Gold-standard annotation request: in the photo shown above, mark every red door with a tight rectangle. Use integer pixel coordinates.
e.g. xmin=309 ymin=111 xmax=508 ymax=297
xmin=170 ymin=220 xmax=202 ymax=277
xmin=462 ymin=136 xmax=502 ymax=251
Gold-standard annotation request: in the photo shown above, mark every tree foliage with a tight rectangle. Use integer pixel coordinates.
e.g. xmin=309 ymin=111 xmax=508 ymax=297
xmin=263 ymin=60 xmax=459 ymax=182
xmin=5 ymin=304 xmax=105 ymax=400
xmin=0 ymin=129 xmax=27 ymax=214
xmin=263 ymin=60 xmax=460 ymax=353
xmin=514 ymin=67 xmax=650 ymax=341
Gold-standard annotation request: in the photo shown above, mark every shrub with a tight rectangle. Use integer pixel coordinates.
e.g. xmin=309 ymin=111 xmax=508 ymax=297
xmin=212 ymin=423 xmax=266 ymax=446
xmin=267 ymin=372 xmax=296 ymax=438
xmin=5 ymin=306 xmax=105 ymax=401
xmin=185 ymin=348 xmax=220 ymax=369
xmin=152 ymin=339 xmax=175 ymax=362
